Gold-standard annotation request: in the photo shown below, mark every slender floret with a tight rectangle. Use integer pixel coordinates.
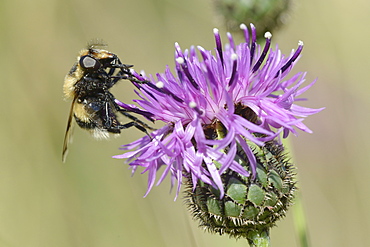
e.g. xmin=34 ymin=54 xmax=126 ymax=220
xmin=113 ymin=24 xmax=323 ymax=199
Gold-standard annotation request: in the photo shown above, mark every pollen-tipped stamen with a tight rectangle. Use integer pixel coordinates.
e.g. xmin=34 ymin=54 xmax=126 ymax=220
xmin=275 ymin=41 xmax=304 ymax=78
xmin=240 ymin=24 xmax=250 ymax=46
xmin=188 ymin=101 xmax=203 ymax=116
xmin=249 ymin=24 xmax=257 ymax=66
xmin=179 ymin=58 xmax=200 ymax=90
xmin=227 ymin=32 xmax=236 ymax=51
xmin=228 ymin=53 xmax=238 ymax=87
xmin=214 ymin=28 xmax=224 ymax=67
xmin=252 ymin=32 xmax=272 ymax=73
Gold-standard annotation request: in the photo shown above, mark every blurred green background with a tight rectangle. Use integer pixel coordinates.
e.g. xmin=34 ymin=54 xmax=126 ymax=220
xmin=0 ymin=0 xmax=368 ymax=246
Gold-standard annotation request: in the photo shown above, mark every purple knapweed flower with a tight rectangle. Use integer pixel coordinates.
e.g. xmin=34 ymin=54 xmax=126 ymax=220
xmin=113 ymin=24 xmax=323 ymax=199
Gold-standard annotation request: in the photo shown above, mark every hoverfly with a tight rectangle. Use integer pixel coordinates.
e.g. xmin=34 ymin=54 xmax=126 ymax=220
xmin=62 ymin=42 xmax=153 ymax=162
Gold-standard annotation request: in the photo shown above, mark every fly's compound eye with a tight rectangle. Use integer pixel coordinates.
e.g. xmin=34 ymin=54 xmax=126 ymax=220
xmin=79 ymin=55 xmax=101 ymax=70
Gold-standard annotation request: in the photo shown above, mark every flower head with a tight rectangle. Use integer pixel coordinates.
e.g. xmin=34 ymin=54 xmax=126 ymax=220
xmin=113 ymin=24 xmax=323 ymax=199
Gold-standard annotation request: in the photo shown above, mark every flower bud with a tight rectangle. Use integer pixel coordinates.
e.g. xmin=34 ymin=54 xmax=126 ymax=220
xmin=184 ymin=140 xmax=296 ymax=239
xmin=213 ymin=0 xmax=292 ymax=38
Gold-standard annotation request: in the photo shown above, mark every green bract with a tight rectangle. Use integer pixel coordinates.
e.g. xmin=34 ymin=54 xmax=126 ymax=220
xmin=185 ymin=140 xmax=296 ymax=239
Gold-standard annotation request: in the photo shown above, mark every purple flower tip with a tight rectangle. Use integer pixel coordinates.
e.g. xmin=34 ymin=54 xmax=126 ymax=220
xmin=114 ymin=24 xmax=324 ymax=199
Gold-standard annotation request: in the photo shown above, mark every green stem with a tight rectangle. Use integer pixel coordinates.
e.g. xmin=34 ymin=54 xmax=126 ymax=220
xmin=246 ymin=230 xmax=270 ymax=247
xmin=293 ymin=192 xmax=310 ymax=247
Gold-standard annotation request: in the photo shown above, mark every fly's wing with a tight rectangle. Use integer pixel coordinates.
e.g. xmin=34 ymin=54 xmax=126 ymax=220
xmin=62 ymin=98 xmax=77 ymax=163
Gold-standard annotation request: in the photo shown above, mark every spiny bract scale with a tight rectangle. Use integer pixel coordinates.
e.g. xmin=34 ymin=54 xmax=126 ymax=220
xmin=184 ymin=140 xmax=296 ymax=239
